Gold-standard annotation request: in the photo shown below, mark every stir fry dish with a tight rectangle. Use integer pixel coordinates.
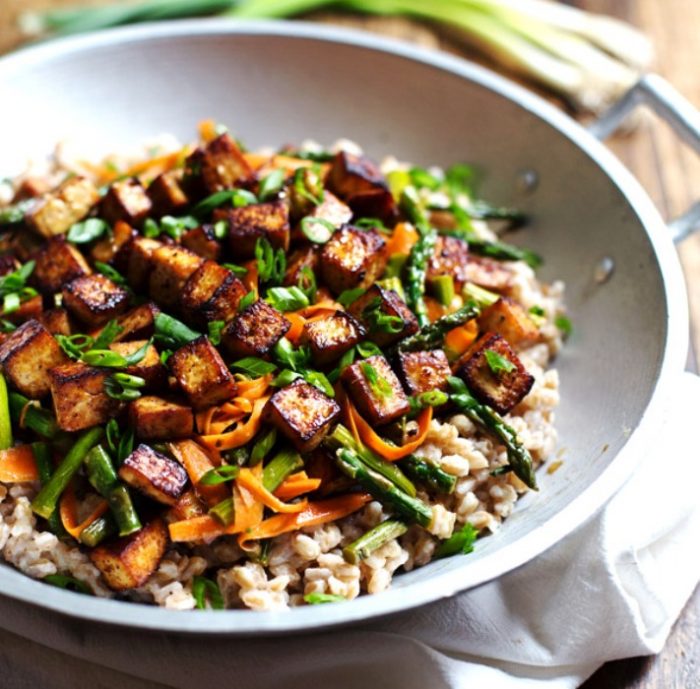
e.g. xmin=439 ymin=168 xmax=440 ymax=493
xmin=0 ymin=124 xmax=566 ymax=609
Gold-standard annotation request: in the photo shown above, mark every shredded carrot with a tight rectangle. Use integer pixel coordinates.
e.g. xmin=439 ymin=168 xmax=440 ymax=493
xmin=242 ymin=152 xmax=271 ymax=170
xmin=274 ymin=472 xmax=322 ymax=501
xmin=386 ymin=222 xmax=419 ymax=256
xmin=285 ymin=312 xmax=307 ymax=344
xmin=238 ymin=493 xmax=372 ymax=544
xmin=198 ymin=396 xmax=270 ymax=452
xmin=195 ymin=406 xmax=218 ymax=435
xmin=59 ymin=486 xmax=109 ymax=540
xmin=343 ymin=396 xmax=433 ymax=461
xmin=425 ymin=297 xmax=447 ymax=323
xmin=0 ymin=445 xmax=38 ymax=483
xmin=236 ymin=374 xmax=272 ymax=399
xmin=198 ymin=118 xmax=218 ymax=143
xmin=168 ymin=514 xmax=225 ymax=543
xmin=168 ymin=440 xmax=228 ymax=507
xmin=444 ymin=320 xmax=479 ymax=358
xmin=236 ymin=468 xmax=307 ymax=514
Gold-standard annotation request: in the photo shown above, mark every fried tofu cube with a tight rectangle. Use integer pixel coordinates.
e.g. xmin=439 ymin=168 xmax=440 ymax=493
xmin=427 ymin=236 xmax=469 ymax=285
xmin=27 ymin=176 xmax=99 ymax=237
xmin=114 ymin=236 xmax=162 ymax=291
xmin=319 ymin=226 xmax=387 ymax=295
xmin=129 ymin=395 xmax=194 ymax=440
xmin=31 ymin=237 xmax=91 ymax=294
xmin=181 ymin=224 xmax=222 ymax=261
xmin=0 ymin=320 xmax=67 ymax=398
xmin=148 ymin=245 xmax=204 ymax=309
xmin=185 ymin=133 xmax=255 ymax=196
xmin=38 ymin=308 xmax=72 ymax=336
xmin=341 ymin=354 xmax=409 ymax=426
xmin=164 ymin=489 xmax=205 ymax=524
xmin=100 ymin=179 xmax=153 ymax=227
xmin=347 ymin=188 xmax=398 ymax=225
xmin=478 ymin=298 xmax=539 ymax=351
xmin=169 ymin=336 xmax=237 ymax=410
xmin=457 ymin=333 xmax=534 ymax=415
xmin=221 ymin=300 xmax=290 ymax=358
xmin=147 ymin=170 xmax=189 ymax=217
xmin=265 ymin=379 xmax=340 ymax=452
xmin=303 ymin=311 xmax=364 ymax=366
xmin=327 ymin=151 xmax=390 ymax=200
xmin=463 ymin=255 xmax=513 ymax=292
xmin=2 ymin=295 xmax=43 ymax=326
xmin=309 ymin=190 xmax=353 ymax=229
xmin=49 ymin=362 xmax=122 ymax=431
xmin=90 ymin=518 xmax=168 ymax=591
xmin=283 ymin=246 xmax=319 ymax=287
xmin=217 ymin=200 xmax=290 ymax=260
xmin=89 ymin=219 xmax=136 ymax=264
xmin=109 ymin=340 xmax=166 ymax=390
xmin=108 ymin=302 xmax=160 ymax=342
xmin=396 ymin=350 xmax=451 ymax=396
xmin=179 ymin=260 xmax=247 ymax=326
xmin=347 ymin=285 xmax=419 ymax=347
xmin=62 ymin=274 xmax=130 ymax=326
xmin=119 ymin=444 xmax=188 ymax=506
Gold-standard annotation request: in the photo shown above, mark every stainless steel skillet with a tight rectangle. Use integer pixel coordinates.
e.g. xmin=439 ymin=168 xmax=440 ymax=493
xmin=0 ymin=19 xmax=697 ymax=635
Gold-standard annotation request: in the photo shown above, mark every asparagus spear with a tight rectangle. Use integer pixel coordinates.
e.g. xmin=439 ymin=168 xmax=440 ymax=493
xmin=0 ymin=373 xmax=12 ymax=450
xmin=79 ymin=514 xmax=117 ymax=547
xmin=32 ymin=442 xmax=68 ymax=537
xmin=335 ymin=448 xmax=433 ymax=527
xmin=342 ymin=519 xmax=408 ymax=564
xmin=262 ymin=447 xmax=304 ymax=492
xmin=7 ymin=391 xmax=58 ymax=439
xmin=448 ymin=376 xmax=537 ymax=489
xmin=324 ymin=424 xmax=416 ymax=497
xmin=31 ymin=427 xmax=104 ymax=519
xmin=456 ymin=234 xmax=541 ymax=268
xmin=399 ymin=455 xmax=457 ymax=494
xmin=395 ymin=302 xmax=481 ymax=352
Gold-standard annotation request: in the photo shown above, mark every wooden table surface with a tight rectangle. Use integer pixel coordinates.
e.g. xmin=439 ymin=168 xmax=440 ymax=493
xmin=1 ymin=1 xmax=699 ymax=686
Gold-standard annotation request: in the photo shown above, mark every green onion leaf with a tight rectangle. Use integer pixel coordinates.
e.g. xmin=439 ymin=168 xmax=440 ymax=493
xmin=153 ymin=313 xmax=201 ymax=349
xmin=293 ymin=166 xmax=324 ymax=206
xmin=409 ymin=166 xmax=442 ymax=190
xmin=199 ymin=464 xmax=240 ymax=486
xmin=529 ymin=305 xmax=545 ymax=317
xmin=435 ymin=523 xmax=478 ymax=559
xmin=296 ymin=266 xmax=317 ymax=304
xmin=356 ymin=341 xmax=382 ymax=359
xmin=238 ymin=290 xmax=256 ymax=311
xmin=160 ymin=215 xmax=198 ymax=241
xmin=192 ymin=575 xmax=224 ymax=610
xmin=213 ymin=219 xmax=228 ymax=240
xmin=67 ymin=218 xmax=109 ymax=244
xmin=272 ymin=369 xmax=302 ymax=387
xmin=303 ymin=592 xmax=345 ymax=605
xmin=207 ymin=320 xmax=226 ymax=346
xmin=193 ymin=189 xmax=257 ymax=218
xmin=265 ymin=286 xmax=309 ymax=312
xmin=300 ymin=216 xmax=335 ymax=244
xmin=273 ymin=338 xmax=310 ymax=372
xmin=255 ymin=237 xmax=286 ymax=286
xmin=230 ymin=357 xmax=277 ymax=378
xmin=3 ymin=292 xmax=20 ymax=314
xmin=222 ymin=262 xmax=248 ymax=278
xmin=362 ymin=298 xmax=403 ymax=335
xmin=143 ymin=218 xmax=160 ymax=238
xmin=484 ymin=349 xmax=516 ymax=376
xmin=92 ymin=320 xmax=124 ymax=350
xmin=122 ymin=339 xmax=153 ymax=366
xmin=328 ymin=346 xmax=357 ymax=384
xmin=104 ymin=374 xmax=144 ymax=401
xmin=55 ymin=333 xmax=94 ymax=360
xmin=81 ymin=349 xmax=128 ymax=368
xmin=0 ymin=319 xmax=16 ymax=333
xmin=258 ymin=168 xmax=286 ymax=201
xmin=337 ymin=287 xmax=365 ymax=308
xmin=555 ymin=314 xmax=573 ymax=337
xmin=361 ymin=362 xmax=393 ymax=399
xmin=354 ymin=217 xmax=389 ymax=232
xmin=94 ymin=261 xmax=128 ymax=286
xmin=250 ymin=428 xmax=277 ymax=465
xmin=209 ymin=497 xmax=235 ymax=526
xmin=302 ymin=369 xmax=335 ymax=397
xmin=43 ymin=573 xmax=92 ymax=595
xmin=409 ymin=389 xmax=449 ymax=413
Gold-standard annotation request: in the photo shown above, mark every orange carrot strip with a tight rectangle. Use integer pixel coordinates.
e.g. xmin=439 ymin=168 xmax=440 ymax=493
xmin=198 ymin=118 xmax=218 ymax=143
xmin=195 ymin=407 xmax=217 ymax=435
xmin=344 ymin=397 xmax=433 ymax=461
xmin=242 ymin=152 xmax=271 ymax=170
xmin=239 ymin=493 xmax=372 ymax=544
xmin=0 ymin=445 xmax=38 ymax=483
xmin=168 ymin=515 xmax=225 ymax=543
xmin=236 ymin=468 xmax=307 ymax=514
xmin=168 ymin=440 xmax=228 ymax=506
xmin=285 ymin=312 xmax=307 ymax=344
xmin=386 ymin=222 xmax=419 ymax=256
xmin=198 ymin=396 xmax=269 ymax=452
xmin=59 ymin=487 xmax=109 ymax=540
xmin=236 ymin=374 xmax=272 ymax=399
xmin=425 ymin=297 xmax=447 ymax=323
xmin=274 ymin=473 xmax=322 ymax=501
xmin=444 ymin=320 xmax=479 ymax=358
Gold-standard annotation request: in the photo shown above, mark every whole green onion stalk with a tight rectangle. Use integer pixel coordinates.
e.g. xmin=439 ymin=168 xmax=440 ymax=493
xmin=19 ymin=0 xmax=653 ymax=113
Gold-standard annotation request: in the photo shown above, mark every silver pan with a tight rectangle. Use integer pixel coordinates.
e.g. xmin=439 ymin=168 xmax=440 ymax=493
xmin=0 ymin=20 xmax=696 ymax=635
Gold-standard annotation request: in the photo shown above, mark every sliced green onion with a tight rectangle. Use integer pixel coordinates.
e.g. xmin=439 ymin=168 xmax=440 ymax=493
xmin=484 ymin=349 xmax=516 ymax=376
xmin=0 ymin=373 xmax=12 ymax=450
xmin=265 ymin=285 xmax=309 ymax=312
xmin=230 ymin=357 xmax=277 ymax=378
xmin=207 ymin=320 xmax=226 ymax=346
xmin=193 ymin=189 xmax=257 ymax=218
xmin=429 ymin=275 xmax=455 ymax=306
xmin=94 ymin=261 xmax=128 ymax=286
xmin=209 ymin=497 xmax=235 ymax=526
xmin=435 ymin=523 xmax=479 ymax=559
xmin=67 ymin=218 xmax=109 ymax=244
xmin=258 ymin=168 xmax=286 ymax=201
xmin=93 ymin=320 xmax=124 ymax=350
xmin=43 ymin=573 xmax=92 ymax=595
xmin=153 ymin=312 xmax=201 ymax=349
xmin=300 ymin=216 xmax=335 ymax=244
xmin=343 ymin=520 xmax=408 ymax=564
xmin=304 ymin=592 xmax=346 ymax=605
xmin=337 ymin=287 xmax=365 ymax=308
xmin=192 ymin=575 xmax=225 ymax=610
xmin=81 ymin=349 xmax=127 ymax=368
xmin=199 ymin=464 xmax=240 ymax=486
xmin=250 ymin=428 xmax=277 ymax=465
xmin=262 ymin=447 xmax=304 ymax=492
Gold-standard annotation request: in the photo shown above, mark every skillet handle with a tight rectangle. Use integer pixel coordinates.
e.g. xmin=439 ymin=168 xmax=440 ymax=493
xmin=588 ymin=74 xmax=700 ymax=243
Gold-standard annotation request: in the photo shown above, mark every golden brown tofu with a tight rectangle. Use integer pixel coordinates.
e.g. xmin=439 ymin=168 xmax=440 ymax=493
xmin=109 ymin=340 xmax=167 ymax=390
xmin=309 ymin=190 xmax=353 ymax=229
xmin=222 ymin=300 xmax=290 ymax=359
xmin=347 ymin=285 xmax=419 ymax=347
xmin=119 ymin=444 xmax=188 ymax=506
xmin=62 ymin=274 xmax=130 ymax=326
xmin=169 ymin=336 xmax=237 ymax=410
xmin=0 ymin=320 xmax=67 ymax=398
xmin=319 ymin=226 xmax=387 ymax=295
xmin=27 ymin=176 xmax=100 ymax=237
xmin=341 ymin=354 xmax=409 ymax=426
xmin=164 ymin=489 xmax=205 ymax=524
xmin=49 ymin=362 xmax=122 ymax=431
xmin=2 ymin=295 xmax=43 ymax=326
xmin=283 ymin=246 xmax=319 ymax=287
xmin=107 ymin=302 xmax=160 ymax=342
xmin=31 ymin=237 xmax=92 ymax=294
xmin=427 ymin=236 xmax=470 ymax=285
xmin=396 ymin=350 xmax=451 ymax=396
xmin=148 ymin=245 xmax=204 ymax=309
xmin=179 ymin=260 xmax=247 ymax=326
xmin=90 ymin=518 xmax=168 ymax=591
xmin=463 ymin=255 xmax=513 ymax=292
xmin=114 ymin=236 xmax=162 ymax=292
xmin=89 ymin=219 xmax=136 ymax=264
xmin=147 ymin=170 xmax=189 ymax=217
xmin=100 ymin=179 xmax=153 ymax=227
xmin=38 ymin=308 xmax=72 ymax=336
xmin=185 ymin=133 xmax=255 ymax=196
xmin=457 ymin=332 xmax=534 ymax=415
xmin=217 ymin=200 xmax=290 ymax=260
xmin=181 ymin=224 xmax=222 ymax=261
xmin=478 ymin=298 xmax=539 ymax=351
xmin=347 ymin=188 xmax=398 ymax=226
xmin=303 ymin=311 xmax=364 ymax=366
xmin=327 ymin=151 xmax=390 ymax=200
xmin=129 ymin=395 xmax=194 ymax=440
xmin=265 ymin=379 xmax=341 ymax=452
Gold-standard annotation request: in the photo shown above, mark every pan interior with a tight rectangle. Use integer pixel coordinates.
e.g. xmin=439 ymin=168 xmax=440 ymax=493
xmin=0 ymin=23 xmax=683 ymax=632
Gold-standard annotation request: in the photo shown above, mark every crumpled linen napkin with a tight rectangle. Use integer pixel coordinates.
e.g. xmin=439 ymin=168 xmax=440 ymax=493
xmin=1 ymin=373 xmax=699 ymax=689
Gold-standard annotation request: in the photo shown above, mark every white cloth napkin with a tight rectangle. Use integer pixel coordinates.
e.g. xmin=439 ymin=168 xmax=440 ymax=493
xmin=1 ymin=373 xmax=699 ymax=689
